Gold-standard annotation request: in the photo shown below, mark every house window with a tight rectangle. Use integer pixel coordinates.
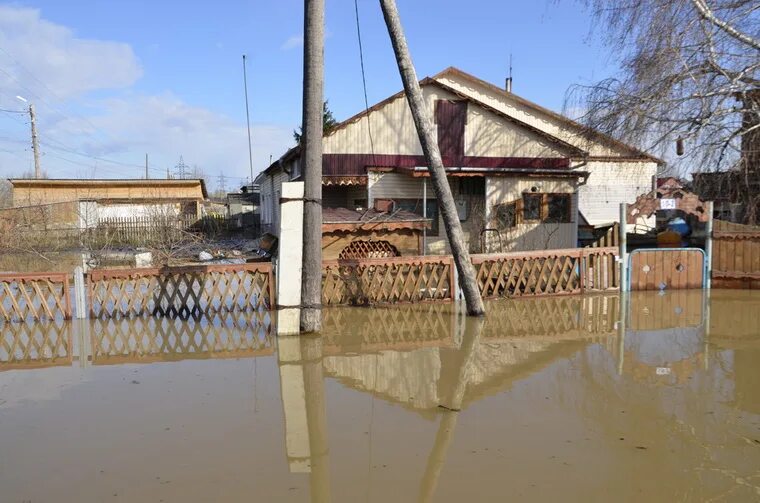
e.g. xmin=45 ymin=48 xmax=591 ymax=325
xmin=522 ymin=193 xmax=542 ymax=221
xmin=494 ymin=202 xmax=518 ymax=229
xmin=459 ymin=178 xmax=485 ymax=196
xmin=546 ymin=193 xmax=572 ymax=223
xmin=396 ymin=199 xmax=439 ymax=236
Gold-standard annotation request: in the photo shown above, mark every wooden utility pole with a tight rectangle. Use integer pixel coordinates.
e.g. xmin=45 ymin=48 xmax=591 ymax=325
xmin=145 ymin=153 xmax=149 ymax=179
xmin=29 ymin=104 xmax=41 ymax=179
xmin=379 ymin=0 xmax=485 ymax=316
xmin=300 ymin=0 xmax=325 ymax=333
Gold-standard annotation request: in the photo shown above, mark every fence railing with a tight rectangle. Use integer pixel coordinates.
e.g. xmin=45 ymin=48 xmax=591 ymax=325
xmin=0 ymin=272 xmax=72 ymax=322
xmin=88 ymin=263 xmax=275 ymax=318
xmin=471 ymin=247 xmax=618 ymax=299
xmin=322 ymin=256 xmax=455 ymax=306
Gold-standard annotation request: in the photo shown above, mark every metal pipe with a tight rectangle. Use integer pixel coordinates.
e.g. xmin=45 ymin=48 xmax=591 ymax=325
xmin=619 ymin=203 xmax=628 ymax=292
xmin=422 ymin=177 xmax=427 ymax=255
xmin=705 ymin=201 xmax=713 ymax=290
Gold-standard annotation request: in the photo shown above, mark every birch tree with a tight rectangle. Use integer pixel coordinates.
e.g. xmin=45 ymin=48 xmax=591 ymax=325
xmin=567 ymin=0 xmax=760 ymax=221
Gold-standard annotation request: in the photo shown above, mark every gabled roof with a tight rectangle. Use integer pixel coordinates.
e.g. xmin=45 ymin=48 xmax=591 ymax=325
xmin=433 ymin=66 xmax=663 ymax=163
xmin=263 ymin=66 xmax=662 ymax=174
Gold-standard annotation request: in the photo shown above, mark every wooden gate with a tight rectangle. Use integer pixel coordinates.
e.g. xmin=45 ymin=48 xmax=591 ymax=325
xmin=628 ymin=248 xmax=705 ymax=290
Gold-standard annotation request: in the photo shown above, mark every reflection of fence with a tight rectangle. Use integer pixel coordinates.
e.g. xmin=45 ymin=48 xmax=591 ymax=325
xmin=0 ymin=273 xmax=72 ymax=322
xmin=91 ymin=314 xmax=274 ymax=364
xmin=471 ymin=247 xmax=619 ymax=299
xmin=88 ymin=263 xmax=275 ymax=318
xmin=0 ymin=320 xmax=72 ymax=370
xmin=321 ymin=303 xmax=456 ymax=352
xmin=322 ymin=256 xmax=454 ymax=306
xmin=712 ymin=220 xmax=760 ymax=288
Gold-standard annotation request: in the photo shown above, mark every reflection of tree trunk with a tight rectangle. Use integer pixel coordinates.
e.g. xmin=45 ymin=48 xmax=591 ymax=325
xmin=302 ymin=336 xmax=331 ymax=502
xmin=419 ymin=316 xmax=483 ymax=503
xmin=379 ymin=0 xmax=485 ymax=316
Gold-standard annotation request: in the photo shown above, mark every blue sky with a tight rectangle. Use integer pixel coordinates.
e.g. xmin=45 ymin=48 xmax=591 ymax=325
xmin=0 ymin=0 xmax=616 ymax=190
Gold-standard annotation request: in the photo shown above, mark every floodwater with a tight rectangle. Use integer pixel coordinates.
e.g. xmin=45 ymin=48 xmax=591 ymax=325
xmin=1 ymin=290 xmax=759 ymax=502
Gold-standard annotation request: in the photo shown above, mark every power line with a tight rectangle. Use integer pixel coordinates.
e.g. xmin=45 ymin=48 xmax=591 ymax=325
xmin=0 ymin=108 xmax=25 ymax=114
xmin=353 ymin=0 xmax=377 ymax=164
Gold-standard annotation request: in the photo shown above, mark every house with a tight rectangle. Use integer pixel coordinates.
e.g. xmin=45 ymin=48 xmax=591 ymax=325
xmin=8 ymin=178 xmax=208 ymax=229
xmin=226 ymin=183 xmax=260 ymax=229
xmin=260 ymin=67 xmax=661 ymax=254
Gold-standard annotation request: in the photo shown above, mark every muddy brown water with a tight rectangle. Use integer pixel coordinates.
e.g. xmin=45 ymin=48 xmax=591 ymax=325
xmin=1 ymin=290 xmax=759 ymax=502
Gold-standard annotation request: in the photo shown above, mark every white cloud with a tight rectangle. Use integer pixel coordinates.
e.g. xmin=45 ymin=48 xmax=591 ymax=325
xmin=280 ymin=34 xmax=304 ymax=51
xmin=0 ymin=5 xmax=142 ymax=99
xmin=0 ymin=5 xmax=293 ymax=185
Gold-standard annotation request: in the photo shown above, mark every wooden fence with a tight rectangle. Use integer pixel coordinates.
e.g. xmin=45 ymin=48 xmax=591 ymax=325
xmin=712 ymin=219 xmax=760 ymax=289
xmin=88 ymin=263 xmax=275 ymax=318
xmin=0 ymin=272 xmax=72 ymax=322
xmin=0 ymin=320 xmax=72 ymax=370
xmin=471 ymin=247 xmax=619 ymax=299
xmin=90 ymin=314 xmax=274 ymax=365
xmin=322 ymin=255 xmax=454 ymax=306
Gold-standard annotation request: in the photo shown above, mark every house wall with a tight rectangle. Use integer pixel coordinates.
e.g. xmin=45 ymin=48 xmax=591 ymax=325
xmin=576 ymin=160 xmax=658 ymax=227
xmin=260 ymin=167 xmax=290 ymax=235
xmin=368 ymin=172 xmax=487 ymax=255
xmin=436 ymin=75 xmax=623 ymax=157
xmin=485 ymin=176 xmax=578 ymax=252
xmin=325 ymin=86 xmax=570 ymax=160
xmin=323 ymin=186 xmax=367 ymax=209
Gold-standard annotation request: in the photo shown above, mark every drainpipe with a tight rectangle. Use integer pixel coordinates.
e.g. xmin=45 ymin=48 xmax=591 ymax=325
xmin=422 ymin=177 xmax=427 ymax=255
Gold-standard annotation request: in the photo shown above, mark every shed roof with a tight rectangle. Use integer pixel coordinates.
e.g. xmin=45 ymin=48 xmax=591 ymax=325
xmin=9 ymin=178 xmax=209 ymax=199
xmin=322 ymin=207 xmax=429 ymax=232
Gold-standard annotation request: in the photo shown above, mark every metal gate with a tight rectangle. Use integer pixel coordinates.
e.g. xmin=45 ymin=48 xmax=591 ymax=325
xmin=628 ymin=248 xmax=705 ymax=291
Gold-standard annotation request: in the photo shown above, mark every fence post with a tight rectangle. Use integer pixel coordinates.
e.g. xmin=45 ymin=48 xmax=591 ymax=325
xmin=705 ymin=201 xmax=713 ymax=290
xmin=619 ymin=203 xmax=628 ymax=292
xmin=72 ymin=267 xmax=86 ymax=319
xmin=579 ymin=249 xmax=586 ymax=294
xmin=277 ymin=182 xmax=305 ymax=335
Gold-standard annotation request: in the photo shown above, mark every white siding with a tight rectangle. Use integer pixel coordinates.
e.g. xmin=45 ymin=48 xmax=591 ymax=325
xmin=576 ymin=160 xmax=658 ymax=225
xmin=485 ymin=177 xmax=578 ymax=252
xmin=260 ymin=167 xmax=290 ymax=235
xmin=465 ymin=106 xmax=567 ymax=158
xmin=436 ymin=75 xmax=624 ymax=157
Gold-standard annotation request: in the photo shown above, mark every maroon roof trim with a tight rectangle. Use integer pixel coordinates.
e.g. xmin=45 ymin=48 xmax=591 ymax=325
xmin=322 ymin=153 xmax=569 ymax=176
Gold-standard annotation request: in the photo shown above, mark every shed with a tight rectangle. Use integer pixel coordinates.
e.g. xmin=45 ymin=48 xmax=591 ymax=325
xmin=322 ymin=207 xmax=429 ymax=260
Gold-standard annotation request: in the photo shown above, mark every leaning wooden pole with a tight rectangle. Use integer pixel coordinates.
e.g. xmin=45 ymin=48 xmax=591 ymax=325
xmin=300 ymin=0 xmax=325 ymax=332
xmin=379 ymin=0 xmax=485 ymax=316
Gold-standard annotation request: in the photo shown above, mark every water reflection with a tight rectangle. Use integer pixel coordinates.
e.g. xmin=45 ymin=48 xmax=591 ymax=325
xmin=1 ymin=290 xmax=759 ymax=501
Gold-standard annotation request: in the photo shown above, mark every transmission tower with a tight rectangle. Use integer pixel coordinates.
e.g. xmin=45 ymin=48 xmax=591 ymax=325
xmin=217 ymin=172 xmax=227 ymax=196
xmin=174 ymin=155 xmax=189 ymax=179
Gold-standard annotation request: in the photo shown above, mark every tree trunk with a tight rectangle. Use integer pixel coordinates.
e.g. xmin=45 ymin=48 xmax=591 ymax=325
xmin=300 ymin=0 xmax=324 ymax=332
xmin=379 ymin=0 xmax=485 ymax=316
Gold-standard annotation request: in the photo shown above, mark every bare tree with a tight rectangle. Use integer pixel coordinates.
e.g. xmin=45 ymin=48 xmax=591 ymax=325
xmin=567 ymin=0 xmax=760 ymax=220
xmin=380 ymin=0 xmax=485 ymax=316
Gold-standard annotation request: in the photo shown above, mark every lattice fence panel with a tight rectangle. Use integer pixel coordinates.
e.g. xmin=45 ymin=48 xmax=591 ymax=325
xmin=338 ymin=240 xmax=401 ymax=260
xmin=0 ymin=273 xmax=71 ymax=322
xmin=91 ymin=312 xmax=274 ymax=364
xmin=473 ymin=252 xmax=583 ymax=298
xmin=322 ymin=257 xmax=454 ymax=306
xmin=89 ymin=264 xmax=274 ymax=318
xmin=0 ymin=320 xmax=72 ymax=370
